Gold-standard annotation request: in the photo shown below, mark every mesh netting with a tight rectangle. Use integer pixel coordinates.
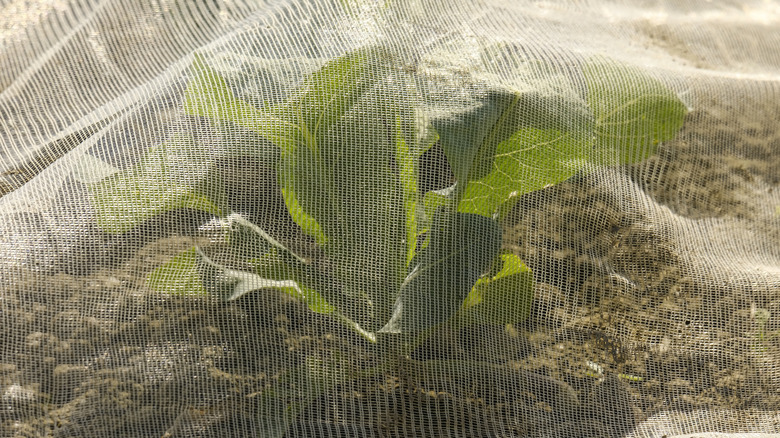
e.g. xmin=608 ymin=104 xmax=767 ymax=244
xmin=1 ymin=1 xmax=779 ymax=437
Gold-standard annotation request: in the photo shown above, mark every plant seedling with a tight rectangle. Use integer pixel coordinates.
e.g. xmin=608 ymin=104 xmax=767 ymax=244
xmin=89 ymin=45 xmax=687 ymax=435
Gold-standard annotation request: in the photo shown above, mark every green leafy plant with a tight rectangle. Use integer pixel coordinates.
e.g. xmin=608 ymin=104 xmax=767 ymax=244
xmin=89 ymin=46 xmax=686 ymax=434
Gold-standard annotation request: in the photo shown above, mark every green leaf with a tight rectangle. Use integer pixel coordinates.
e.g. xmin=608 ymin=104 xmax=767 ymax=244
xmin=218 ymin=213 xmax=371 ymax=338
xmin=197 ymin=248 xmax=375 ymax=342
xmin=393 ymin=90 xmax=438 ymax=266
xmin=280 ymin=47 xmax=390 ymax=149
xmin=147 ymin=247 xmax=208 ymax=296
xmin=183 ymin=54 xmax=298 ymax=151
xmin=187 ymin=48 xmax=410 ymax=329
xmin=459 ymin=253 xmax=534 ymax=325
xmin=275 ymin=48 xmax=409 ymax=328
xmin=226 ymin=213 xmax=308 ymax=263
xmin=423 ymin=184 xmax=455 ymax=224
xmin=395 ymin=115 xmax=421 ymax=267
xmin=584 ymin=58 xmax=688 ymax=165
xmin=280 ymin=107 xmax=406 ymax=327
xmin=458 ymin=127 xmax=591 ymax=217
xmin=428 ymin=72 xmax=595 ymax=218
xmin=429 ymin=70 xmax=594 ymax=186
xmin=72 ymin=153 xmax=120 ymax=184
xmin=431 ymin=89 xmax=519 ymax=185
xmin=279 ymin=182 xmax=328 ymax=245
xmin=250 ymin=254 xmax=336 ymax=315
xmin=89 ymin=135 xmax=222 ymax=233
xmin=379 ymin=211 xmax=502 ymax=333
xmin=197 ymin=247 xmax=308 ymax=302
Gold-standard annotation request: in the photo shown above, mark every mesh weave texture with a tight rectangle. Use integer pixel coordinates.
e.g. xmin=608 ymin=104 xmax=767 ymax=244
xmin=1 ymin=1 xmax=779 ymax=437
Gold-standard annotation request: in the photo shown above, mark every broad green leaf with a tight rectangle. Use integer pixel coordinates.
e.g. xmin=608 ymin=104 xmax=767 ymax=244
xmin=226 ymin=213 xmax=307 ymax=263
xmin=395 ymin=115 xmax=421 ymax=267
xmin=458 ymin=127 xmax=591 ymax=217
xmin=147 ymin=247 xmax=208 ymax=296
xmin=276 ymin=49 xmax=409 ymax=328
xmin=197 ymin=248 xmax=375 ymax=342
xmin=222 ymin=213 xmax=362 ymax=328
xmin=279 ymin=182 xmax=327 ymax=245
xmin=193 ymin=212 xmax=373 ymax=339
xmin=250 ymin=254 xmax=336 ymax=315
xmin=584 ymin=58 xmax=688 ymax=165
xmin=379 ymin=211 xmax=502 ymax=333
xmin=431 ymin=89 xmax=518 ymax=185
xmin=429 ymin=70 xmax=593 ymax=190
xmin=197 ymin=247 xmax=310 ymax=302
xmin=183 ymin=54 xmax=298 ymax=151
xmin=459 ymin=253 xmax=534 ymax=325
xmin=280 ymin=46 xmax=391 ymax=150
xmin=89 ymin=135 xmax=222 ymax=233
xmin=262 ymin=258 xmax=375 ymax=340
xmin=280 ymin=102 xmax=406 ymax=327
xmin=422 ymin=184 xmax=455 ymax=224
xmin=393 ymin=85 xmax=438 ymax=266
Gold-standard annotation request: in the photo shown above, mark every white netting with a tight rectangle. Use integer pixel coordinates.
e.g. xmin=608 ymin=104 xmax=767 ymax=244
xmin=1 ymin=1 xmax=779 ymax=437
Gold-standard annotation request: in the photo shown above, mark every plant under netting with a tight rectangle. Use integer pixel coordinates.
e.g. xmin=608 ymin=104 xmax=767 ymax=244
xmin=87 ymin=45 xmax=686 ymax=434
xmin=2 ymin=1 xmax=780 ymax=437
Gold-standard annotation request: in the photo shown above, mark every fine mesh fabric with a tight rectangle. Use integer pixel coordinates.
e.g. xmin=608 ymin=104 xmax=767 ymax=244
xmin=1 ymin=1 xmax=780 ymax=437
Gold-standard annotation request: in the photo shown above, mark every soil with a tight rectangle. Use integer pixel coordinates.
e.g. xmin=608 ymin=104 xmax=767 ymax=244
xmin=1 ymin=82 xmax=779 ymax=437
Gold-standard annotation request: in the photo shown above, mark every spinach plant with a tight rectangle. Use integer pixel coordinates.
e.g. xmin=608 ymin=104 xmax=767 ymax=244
xmin=90 ymin=46 xmax=686 ymax=434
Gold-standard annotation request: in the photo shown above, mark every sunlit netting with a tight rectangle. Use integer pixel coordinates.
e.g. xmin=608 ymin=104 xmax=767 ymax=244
xmin=1 ymin=1 xmax=779 ymax=437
